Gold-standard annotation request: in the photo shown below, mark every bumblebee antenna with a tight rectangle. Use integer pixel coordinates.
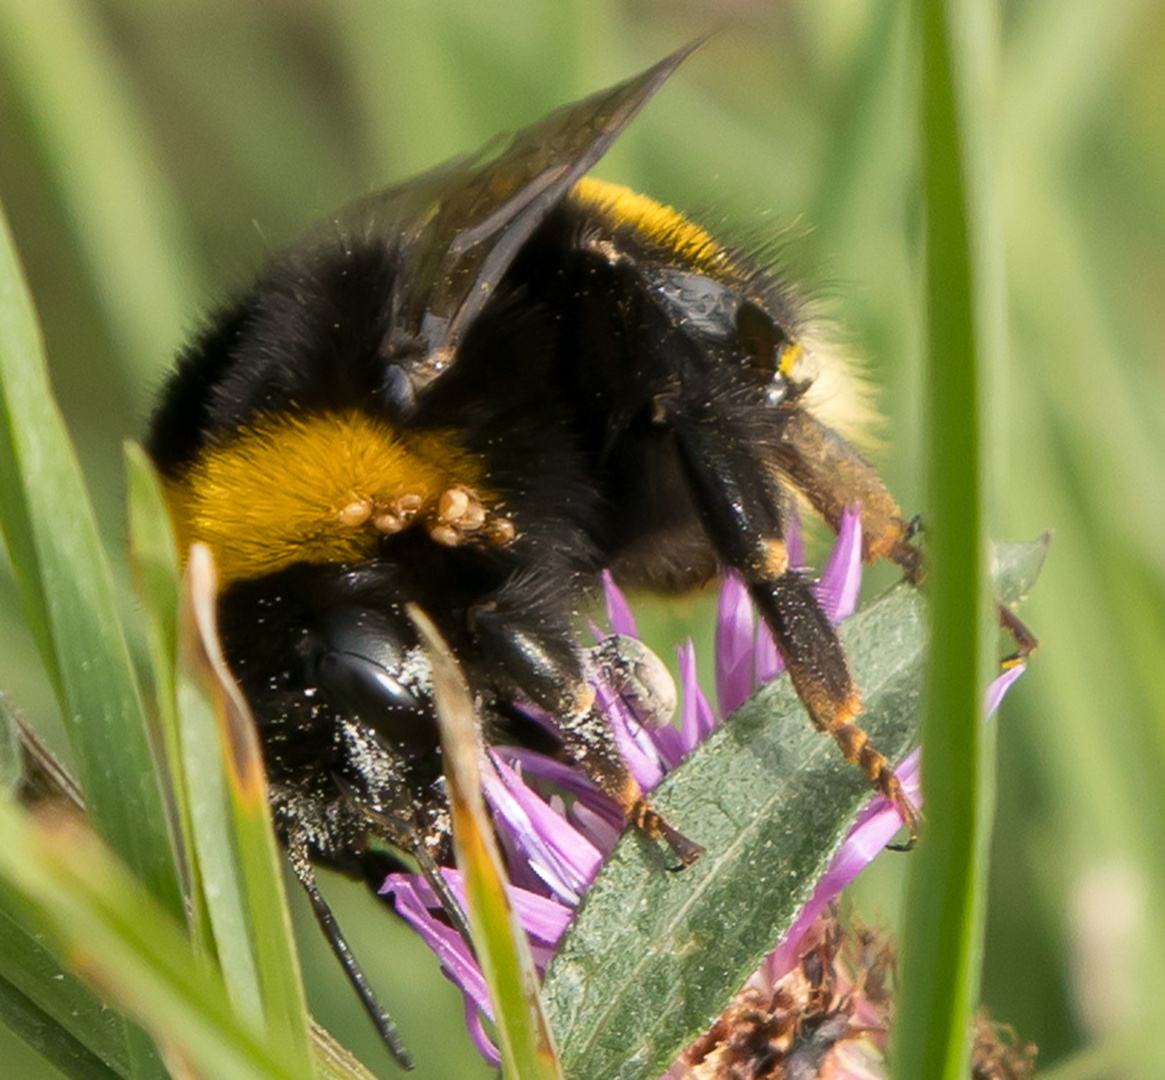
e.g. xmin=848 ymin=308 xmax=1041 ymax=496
xmin=332 ymin=775 xmax=478 ymax=955
xmin=287 ymin=841 xmax=415 ymax=1071
xmin=355 ymin=802 xmax=477 ymax=957
xmin=405 ymin=835 xmax=476 ymax=954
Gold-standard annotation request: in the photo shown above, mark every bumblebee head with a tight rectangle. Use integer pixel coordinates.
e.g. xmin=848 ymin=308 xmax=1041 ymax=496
xmin=218 ymin=562 xmax=439 ymax=767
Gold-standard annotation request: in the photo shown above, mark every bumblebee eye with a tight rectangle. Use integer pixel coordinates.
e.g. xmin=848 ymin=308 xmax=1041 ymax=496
xmin=318 ymin=649 xmax=423 ymax=717
xmin=735 ymin=301 xmax=791 ymax=403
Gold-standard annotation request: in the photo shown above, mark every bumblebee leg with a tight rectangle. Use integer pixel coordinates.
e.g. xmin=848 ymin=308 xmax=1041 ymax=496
xmin=286 ymin=834 xmax=414 ymax=1070
xmin=999 ymin=604 xmax=1039 ymax=665
xmin=772 ymin=414 xmax=1037 ymax=667
xmin=754 ymin=570 xmax=916 ymax=835
xmin=772 ymin=408 xmax=921 ymax=578
xmin=673 ymin=413 xmax=918 ymax=835
xmin=471 ymin=602 xmax=703 ymax=864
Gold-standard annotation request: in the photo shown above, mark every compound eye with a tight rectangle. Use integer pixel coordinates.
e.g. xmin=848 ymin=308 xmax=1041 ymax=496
xmin=735 ymin=301 xmax=791 ymax=403
xmin=318 ymin=649 xmax=423 ymax=716
xmin=313 ymin=607 xmax=437 ymax=750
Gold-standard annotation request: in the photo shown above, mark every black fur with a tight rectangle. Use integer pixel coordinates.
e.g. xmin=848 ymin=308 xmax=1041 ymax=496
xmin=146 ymin=51 xmax=917 ymax=1066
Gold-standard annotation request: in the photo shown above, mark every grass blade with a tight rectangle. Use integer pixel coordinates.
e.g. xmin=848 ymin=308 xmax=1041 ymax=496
xmin=0 ymin=883 xmax=133 ymax=1077
xmin=895 ymin=3 xmax=996 ymax=1078
xmin=0 ymin=695 xmax=21 ymax=797
xmin=0 ymin=973 xmax=122 ymax=1080
xmin=412 ymin=606 xmax=564 ymax=1080
xmin=0 ymin=0 xmax=198 ymax=384
xmin=310 ymin=1022 xmax=381 ymax=1080
xmin=126 ymin=442 xmax=214 ymax=963
xmin=0 ymin=199 xmax=181 ymax=920
xmin=0 ymin=799 xmax=314 ymax=1080
xmin=179 ymin=544 xmax=313 ymax=1063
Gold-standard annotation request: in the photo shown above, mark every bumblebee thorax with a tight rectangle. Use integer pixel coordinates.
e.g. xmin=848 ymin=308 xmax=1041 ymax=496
xmin=164 ymin=409 xmax=502 ymax=586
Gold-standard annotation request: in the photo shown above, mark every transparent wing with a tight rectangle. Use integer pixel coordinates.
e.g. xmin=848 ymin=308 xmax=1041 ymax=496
xmin=330 ymin=41 xmax=701 ymax=405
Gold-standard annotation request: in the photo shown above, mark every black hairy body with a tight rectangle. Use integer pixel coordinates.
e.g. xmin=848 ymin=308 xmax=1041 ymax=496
xmin=150 ymin=195 xmax=798 ymax=861
xmin=147 ymin=47 xmax=921 ymax=1067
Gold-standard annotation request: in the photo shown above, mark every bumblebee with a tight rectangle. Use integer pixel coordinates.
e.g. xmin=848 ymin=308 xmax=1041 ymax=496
xmin=147 ymin=45 xmax=920 ymax=1066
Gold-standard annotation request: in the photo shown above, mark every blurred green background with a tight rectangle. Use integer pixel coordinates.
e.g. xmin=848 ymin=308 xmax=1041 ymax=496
xmin=1 ymin=1 xmax=1163 ymax=1077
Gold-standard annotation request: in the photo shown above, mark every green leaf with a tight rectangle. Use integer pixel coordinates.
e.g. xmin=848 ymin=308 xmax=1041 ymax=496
xmin=0 ymin=200 xmax=182 ymax=919
xmin=543 ymin=581 xmax=927 ymax=1080
xmin=993 ymin=534 xmax=1051 ymax=606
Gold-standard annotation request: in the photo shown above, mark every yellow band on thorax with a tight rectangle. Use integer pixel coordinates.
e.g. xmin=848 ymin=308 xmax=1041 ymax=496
xmin=569 ymin=176 xmax=732 ymax=276
xmin=164 ymin=410 xmax=487 ymax=587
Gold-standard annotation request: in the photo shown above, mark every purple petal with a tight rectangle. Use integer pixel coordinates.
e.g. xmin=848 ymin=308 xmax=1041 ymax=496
xmin=765 ymin=787 xmax=909 ymax=979
xmin=495 ymin=815 xmax=555 ymax=897
xmin=677 ymin=640 xmax=718 ymax=754
xmin=391 ymin=867 xmax=573 ymax=949
xmin=602 ymin=570 xmax=639 ymax=638
xmin=384 ymin=868 xmax=575 ymax=1067
xmin=786 ymin=501 xmax=806 ymax=571
xmin=464 ymin=1000 xmax=501 ymax=1067
xmin=816 ymin=505 xmax=863 ymax=623
xmin=753 ymin=621 xmax=784 ymax=684
xmin=986 ymin=663 xmax=1025 ymax=716
xmin=569 ymin=799 xmax=622 ymax=853
xmin=484 ymin=755 xmax=602 ymax=903
xmin=500 ymin=886 xmax=574 ymax=949
xmin=716 ymin=572 xmax=756 ymax=716
xmin=599 ymin=682 xmax=666 ymax=791
xmin=384 ymin=876 xmax=494 ymax=1017
xmin=495 ymin=748 xmax=624 ymax=827
xmin=495 ymin=746 xmax=597 ymax=795
xmin=648 ymin=721 xmax=687 ymax=771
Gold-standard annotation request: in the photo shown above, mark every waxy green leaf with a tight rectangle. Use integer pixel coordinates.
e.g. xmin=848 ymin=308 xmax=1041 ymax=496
xmin=544 ymin=580 xmax=928 ymax=1080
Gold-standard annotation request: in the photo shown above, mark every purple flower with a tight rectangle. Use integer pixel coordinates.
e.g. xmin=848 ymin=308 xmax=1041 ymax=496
xmin=379 ymin=507 xmax=1025 ymax=1068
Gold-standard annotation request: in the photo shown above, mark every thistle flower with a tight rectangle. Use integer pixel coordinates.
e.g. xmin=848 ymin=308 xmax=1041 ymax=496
xmin=666 ymin=909 xmax=895 ymax=1080
xmin=381 ymin=508 xmax=1026 ymax=1071
xmin=662 ymin=908 xmax=1037 ymax=1080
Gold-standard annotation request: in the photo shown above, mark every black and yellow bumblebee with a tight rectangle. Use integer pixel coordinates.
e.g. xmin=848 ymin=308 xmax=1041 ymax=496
xmin=147 ymin=45 xmax=922 ymax=1067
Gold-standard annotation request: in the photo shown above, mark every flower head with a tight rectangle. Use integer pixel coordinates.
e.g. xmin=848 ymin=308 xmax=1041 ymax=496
xmin=661 ymin=907 xmax=1037 ymax=1080
xmin=380 ymin=508 xmax=1025 ymax=1070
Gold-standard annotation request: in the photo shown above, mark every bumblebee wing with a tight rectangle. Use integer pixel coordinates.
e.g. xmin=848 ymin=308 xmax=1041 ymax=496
xmin=335 ymin=40 xmax=700 ymax=406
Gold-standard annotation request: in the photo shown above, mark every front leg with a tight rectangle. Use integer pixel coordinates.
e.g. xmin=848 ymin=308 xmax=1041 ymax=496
xmin=771 ymin=406 xmax=921 ymax=578
xmin=671 ymin=407 xmax=918 ymax=835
